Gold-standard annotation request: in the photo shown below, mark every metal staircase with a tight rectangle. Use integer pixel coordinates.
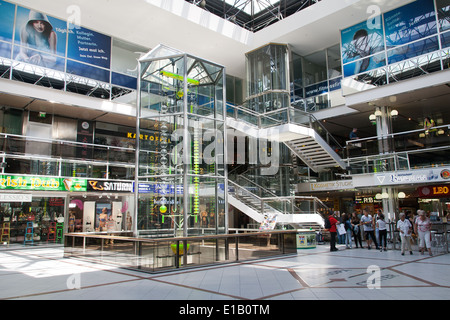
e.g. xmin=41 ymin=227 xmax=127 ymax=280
xmin=225 ymin=105 xmax=345 ymax=229
xmin=284 ymin=135 xmax=344 ymax=172
xmin=228 ymin=178 xmax=326 ymax=230
xmin=226 ymin=106 xmax=346 ymax=172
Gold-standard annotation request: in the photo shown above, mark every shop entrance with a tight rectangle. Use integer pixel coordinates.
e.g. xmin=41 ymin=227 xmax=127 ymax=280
xmin=68 ymin=194 xmax=134 ymax=234
xmin=0 ymin=194 xmax=65 ymax=245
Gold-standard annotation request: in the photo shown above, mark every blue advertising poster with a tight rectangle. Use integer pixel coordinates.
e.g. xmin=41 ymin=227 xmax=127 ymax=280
xmin=0 ymin=42 xmax=11 ymax=59
xmin=67 ymin=24 xmax=111 ymax=69
xmin=14 ymin=6 xmax=67 ymax=57
xmin=343 ymin=51 xmax=386 ymax=78
xmin=305 ymin=81 xmax=328 ymax=98
xmin=13 ymin=6 xmax=67 ymax=70
xmin=0 ymin=0 xmax=15 ymax=42
xmin=387 ymin=36 xmax=439 ymax=64
xmin=384 ymin=0 xmax=437 ymax=48
xmin=341 ymin=16 xmax=385 ymax=65
xmin=66 ymin=59 xmax=110 ymax=83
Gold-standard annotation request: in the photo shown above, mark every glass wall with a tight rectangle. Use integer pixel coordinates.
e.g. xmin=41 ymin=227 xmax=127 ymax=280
xmin=290 ymin=44 xmax=343 ymax=112
xmin=245 ymin=44 xmax=290 ymax=113
xmin=137 ymin=44 xmax=227 ymax=238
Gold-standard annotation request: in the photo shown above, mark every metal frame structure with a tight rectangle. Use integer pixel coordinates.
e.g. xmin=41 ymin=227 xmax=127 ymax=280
xmin=186 ymin=0 xmax=321 ymax=32
xmin=135 ymin=44 xmax=228 ymax=238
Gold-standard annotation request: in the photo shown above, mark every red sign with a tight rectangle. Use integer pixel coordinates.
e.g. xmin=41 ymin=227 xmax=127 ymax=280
xmin=417 ymin=185 xmax=450 ymax=198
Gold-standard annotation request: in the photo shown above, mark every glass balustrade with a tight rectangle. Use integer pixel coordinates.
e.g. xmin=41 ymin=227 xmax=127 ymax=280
xmin=345 ymin=124 xmax=450 ymax=174
xmin=0 ymin=133 xmax=136 ymax=179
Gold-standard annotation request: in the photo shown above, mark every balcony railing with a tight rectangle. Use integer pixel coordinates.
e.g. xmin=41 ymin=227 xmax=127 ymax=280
xmin=0 ymin=133 xmax=136 ymax=179
xmin=345 ymin=124 xmax=450 ymax=174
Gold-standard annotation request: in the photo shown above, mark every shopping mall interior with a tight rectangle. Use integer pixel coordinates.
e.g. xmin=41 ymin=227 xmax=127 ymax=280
xmin=0 ymin=0 xmax=448 ymax=284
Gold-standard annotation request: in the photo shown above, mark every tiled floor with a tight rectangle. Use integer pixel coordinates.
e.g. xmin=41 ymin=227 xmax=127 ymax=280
xmin=0 ymin=242 xmax=449 ymax=301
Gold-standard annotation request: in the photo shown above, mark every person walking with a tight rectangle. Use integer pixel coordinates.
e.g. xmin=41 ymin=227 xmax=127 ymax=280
xmin=351 ymin=212 xmax=363 ymax=248
xmin=397 ymin=212 xmax=413 ymax=255
xmin=360 ymin=208 xmax=379 ymax=250
xmin=415 ymin=209 xmax=433 ymax=256
xmin=376 ymin=213 xmax=387 ymax=251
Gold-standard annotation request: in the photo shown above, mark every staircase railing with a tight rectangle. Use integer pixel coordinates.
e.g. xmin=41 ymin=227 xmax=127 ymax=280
xmin=228 ymin=179 xmax=328 ymax=224
xmin=345 ymin=124 xmax=450 ymax=173
xmin=226 ymin=103 xmax=344 ymax=157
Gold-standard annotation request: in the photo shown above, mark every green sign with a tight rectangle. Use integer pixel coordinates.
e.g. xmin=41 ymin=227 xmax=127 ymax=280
xmin=0 ymin=175 xmax=87 ymax=192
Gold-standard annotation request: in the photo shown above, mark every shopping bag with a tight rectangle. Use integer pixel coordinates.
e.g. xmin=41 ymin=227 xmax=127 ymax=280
xmin=337 ymin=224 xmax=346 ymax=235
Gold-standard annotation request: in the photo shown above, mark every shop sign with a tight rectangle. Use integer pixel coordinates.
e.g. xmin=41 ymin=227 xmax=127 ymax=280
xmin=0 ymin=175 xmax=87 ymax=192
xmin=135 ymin=183 xmax=184 ymax=194
xmin=126 ymin=132 xmax=171 ymax=143
xmin=352 ymin=168 xmax=450 ymax=188
xmin=87 ymin=180 xmax=133 ymax=192
xmin=297 ymin=180 xmax=354 ymax=192
xmin=417 ymin=185 xmax=450 ymax=198
xmin=0 ymin=193 xmax=32 ymax=202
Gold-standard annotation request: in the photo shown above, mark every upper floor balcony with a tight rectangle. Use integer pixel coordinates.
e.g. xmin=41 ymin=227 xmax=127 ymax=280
xmin=345 ymin=124 xmax=450 ymax=174
xmin=0 ymin=133 xmax=135 ymax=180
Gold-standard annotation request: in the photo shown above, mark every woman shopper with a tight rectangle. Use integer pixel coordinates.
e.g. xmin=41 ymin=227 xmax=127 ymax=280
xmin=397 ymin=212 xmax=413 ymax=255
xmin=376 ymin=213 xmax=388 ymax=251
xmin=351 ymin=212 xmax=363 ymax=248
xmin=343 ymin=213 xmax=353 ymax=249
xmin=415 ymin=210 xmax=433 ymax=256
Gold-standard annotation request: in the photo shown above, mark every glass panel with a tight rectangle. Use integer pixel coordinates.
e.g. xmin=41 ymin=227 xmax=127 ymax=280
xmin=246 ymin=44 xmax=289 ymax=96
xmin=437 ymin=0 xmax=450 ymax=32
xmin=387 ymin=36 xmax=439 ymax=64
xmin=303 ymin=50 xmax=327 ymax=86
xmin=327 ymin=44 xmax=342 ymax=78
xmin=384 ymin=0 xmax=437 ymax=49
xmin=138 ymin=46 xmax=225 ymax=238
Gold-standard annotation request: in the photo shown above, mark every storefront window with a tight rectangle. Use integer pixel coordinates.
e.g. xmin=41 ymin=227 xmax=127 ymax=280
xmin=68 ymin=193 xmax=134 ymax=234
xmin=0 ymin=196 xmax=65 ymax=244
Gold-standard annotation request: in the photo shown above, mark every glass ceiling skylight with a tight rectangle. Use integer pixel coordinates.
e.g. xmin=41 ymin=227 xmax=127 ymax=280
xmin=223 ymin=0 xmax=280 ymax=15
xmin=186 ymin=0 xmax=321 ymax=32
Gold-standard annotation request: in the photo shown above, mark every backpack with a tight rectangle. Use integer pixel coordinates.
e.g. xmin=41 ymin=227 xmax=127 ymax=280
xmin=324 ymin=217 xmax=331 ymax=229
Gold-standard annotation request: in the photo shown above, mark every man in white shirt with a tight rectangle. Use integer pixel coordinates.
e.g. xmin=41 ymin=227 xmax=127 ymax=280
xmin=360 ymin=209 xmax=379 ymax=250
xmin=397 ymin=212 xmax=413 ymax=255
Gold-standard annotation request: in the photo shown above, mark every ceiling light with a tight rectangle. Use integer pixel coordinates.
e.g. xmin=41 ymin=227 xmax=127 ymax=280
xmin=374 ymin=110 xmax=382 ymax=117
xmin=381 ymin=192 xmax=389 ymax=199
xmin=398 ymin=192 xmax=406 ymax=199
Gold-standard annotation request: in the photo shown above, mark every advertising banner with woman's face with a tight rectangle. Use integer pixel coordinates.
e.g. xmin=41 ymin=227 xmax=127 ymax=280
xmin=13 ymin=6 xmax=67 ymax=71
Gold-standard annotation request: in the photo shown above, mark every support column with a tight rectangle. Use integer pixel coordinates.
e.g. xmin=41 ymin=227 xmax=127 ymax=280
xmin=375 ymin=106 xmax=397 ymax=221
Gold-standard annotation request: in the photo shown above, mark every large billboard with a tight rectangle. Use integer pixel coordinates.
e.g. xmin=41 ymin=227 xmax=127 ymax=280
xmin=67 ymin=24 xmax=111 ymax=69
xmin=0 ymin=0 xmax=135 ymax=88
xmin=341 ymin=0 xmax=444 ymax=77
